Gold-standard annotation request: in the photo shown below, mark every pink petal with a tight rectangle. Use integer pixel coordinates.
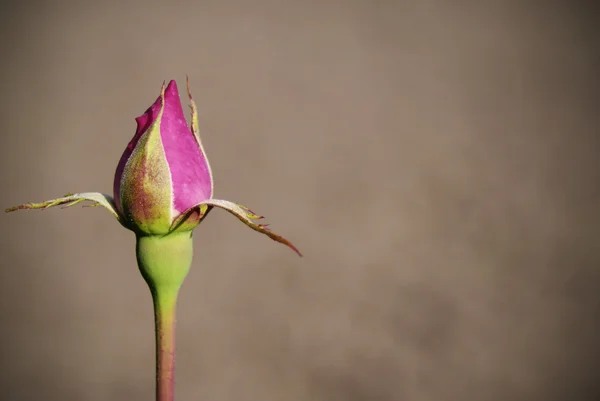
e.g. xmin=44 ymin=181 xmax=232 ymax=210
xmin=160 ymin=80 xmax=213 ymax=213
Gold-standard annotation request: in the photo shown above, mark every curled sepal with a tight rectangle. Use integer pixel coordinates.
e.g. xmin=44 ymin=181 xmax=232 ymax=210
xmin=5 ymin=192 xmax=125 ymax=227
xmin=171 ymin=199 xmax=302 ymax=257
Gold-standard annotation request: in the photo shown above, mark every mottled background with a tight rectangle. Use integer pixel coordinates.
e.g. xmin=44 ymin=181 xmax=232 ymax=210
xmin=1 ymin=1 xmax=599 ymax=400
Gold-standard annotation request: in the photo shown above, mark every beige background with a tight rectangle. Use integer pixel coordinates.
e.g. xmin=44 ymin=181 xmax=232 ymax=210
xmin=1 ymin=1 xmax=599 ymax=400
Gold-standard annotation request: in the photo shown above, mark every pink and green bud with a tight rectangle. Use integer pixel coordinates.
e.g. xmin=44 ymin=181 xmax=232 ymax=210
xmin=6 ymin=78 xmax=300 ymax=256
xmin=114 ymin=80 xmax=213 ymax=235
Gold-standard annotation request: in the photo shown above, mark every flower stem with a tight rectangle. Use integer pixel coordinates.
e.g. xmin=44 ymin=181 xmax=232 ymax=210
xmin=152 ymin=286 xmax=178 ymax=401
xmin=136 ymin=232 xmax=194 ymax=401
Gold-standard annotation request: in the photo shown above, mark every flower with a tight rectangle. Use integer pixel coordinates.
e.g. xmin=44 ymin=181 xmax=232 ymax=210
xmin=113 ymin=79 xmax=214 ymax=235
xmin=6 ymin=78 xmax=300 ymax=256
xmin=6 ymin=77 xmax=301 ymax=401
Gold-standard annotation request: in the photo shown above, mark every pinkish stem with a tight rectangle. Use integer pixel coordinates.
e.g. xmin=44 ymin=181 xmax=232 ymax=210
xmin=136 ymin=232 xmax=193 ymax=401
xmin=153 ymin=290 xmax=178 ymax=401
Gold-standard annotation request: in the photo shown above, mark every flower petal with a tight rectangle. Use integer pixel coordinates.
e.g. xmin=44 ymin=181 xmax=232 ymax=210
xmin=161 ymin=80 xmax=212 ymax=213
xmin=171 ymin=199 xmax=301 ymax=256
xmin=5 ymin=192 xmax=126 ymax=226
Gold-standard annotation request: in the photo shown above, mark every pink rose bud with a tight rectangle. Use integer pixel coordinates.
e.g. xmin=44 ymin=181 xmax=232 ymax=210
xmin=6 ymin=78 xmax=300 ymax=256
xmin=113 ymin=80 xmax=213 ymax=235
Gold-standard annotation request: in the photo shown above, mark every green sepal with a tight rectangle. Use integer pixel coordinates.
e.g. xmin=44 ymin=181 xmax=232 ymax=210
xmin=5 ymin=192 xmax=126 ymax=228
xmin=186 ymin=76 xmax=214 ymax=199
xmin=171 ymin=198 xmax=302 ymax=256
xmin=119 ymin=83 xmax=174 ymax=235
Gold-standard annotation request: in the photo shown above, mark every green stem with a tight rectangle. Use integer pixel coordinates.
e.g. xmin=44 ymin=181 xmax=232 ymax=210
xmin=136 ymin=232 xmax=194 ymax=401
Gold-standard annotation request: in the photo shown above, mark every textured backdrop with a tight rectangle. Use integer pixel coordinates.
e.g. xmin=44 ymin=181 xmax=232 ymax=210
xmin=1 ymin=1 xmax=599 ymax=400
